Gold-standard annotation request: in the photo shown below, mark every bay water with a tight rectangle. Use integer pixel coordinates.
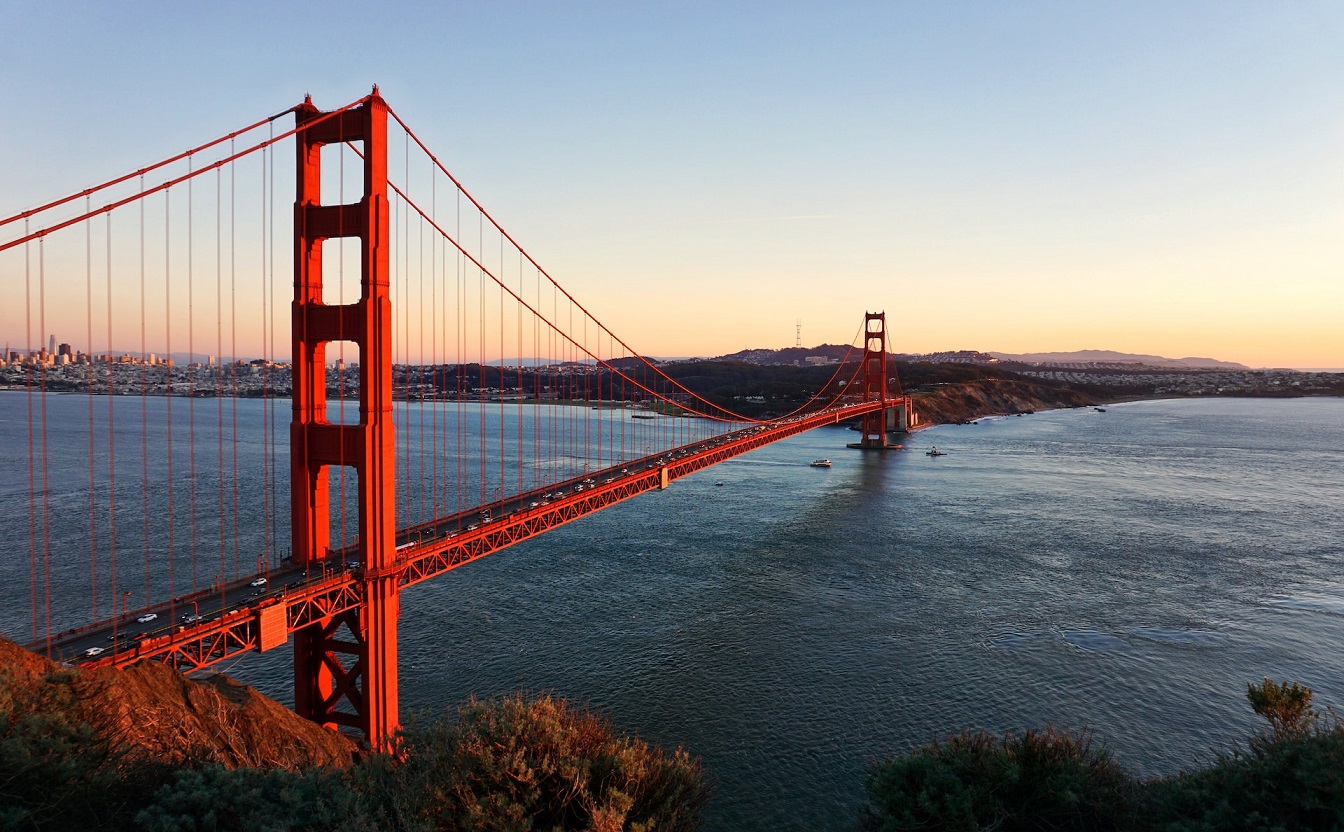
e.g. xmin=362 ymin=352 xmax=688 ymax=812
xmin=4 ymin=395 xmax=1343 ymax=829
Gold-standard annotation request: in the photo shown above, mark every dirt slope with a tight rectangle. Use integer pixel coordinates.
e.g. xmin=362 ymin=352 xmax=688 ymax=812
xmin=0 ymin=636 xmax=356 ymax=770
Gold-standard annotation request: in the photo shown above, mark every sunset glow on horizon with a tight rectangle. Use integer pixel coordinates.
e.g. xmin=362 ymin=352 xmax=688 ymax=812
xmin=3 ymin=3 xmax=1340 ymax=370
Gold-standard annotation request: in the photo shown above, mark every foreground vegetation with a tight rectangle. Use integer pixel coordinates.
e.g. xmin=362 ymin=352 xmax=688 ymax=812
xmin=0 ymin=686 xmax=708 ymax=832
xmin=865 ymin=678 xmax=1344 ymax=832
xmin=5 ymin=670 xmax=1344 ymax=831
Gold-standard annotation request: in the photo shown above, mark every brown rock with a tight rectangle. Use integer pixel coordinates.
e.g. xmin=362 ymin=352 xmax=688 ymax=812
xmin=911 ymin=378 xmax=1091 ymax=426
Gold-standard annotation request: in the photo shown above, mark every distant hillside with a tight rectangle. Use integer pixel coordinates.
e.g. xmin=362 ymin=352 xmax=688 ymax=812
xmin=990 ymin=350 xmax=1249 ymax=370
xmin=714 ymin=344 xmax=855 ymax=365
xmin=712 ymin=345 xmax=1015 ymax=366
xmin=705 ymin=344 xmax=1258 ymax=375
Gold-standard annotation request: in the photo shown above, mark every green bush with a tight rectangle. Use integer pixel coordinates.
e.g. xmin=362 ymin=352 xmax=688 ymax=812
xmin=135 ymin=766 xmax=385 ymax=832
xmin=1140 ymin=730 xmax=1344 ymax=832
xmin=377 ymin=692 xmax=710 ymax=832
xmin=1141 ymin=680 xmax=1344 ymax=831
xmin=863 ymin=726 xmax=1136 ymax=831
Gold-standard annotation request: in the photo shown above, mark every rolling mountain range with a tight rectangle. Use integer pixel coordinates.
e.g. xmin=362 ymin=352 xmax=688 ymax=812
xmin=712 ymin=346 xmax=1251 ymax=370
xmin=988 ymin=350 xmax=1250 ymax=370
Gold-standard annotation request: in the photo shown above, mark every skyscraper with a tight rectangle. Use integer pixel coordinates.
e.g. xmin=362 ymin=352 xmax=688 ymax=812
xmin=48 ymin=334 xmax=55 ymax=355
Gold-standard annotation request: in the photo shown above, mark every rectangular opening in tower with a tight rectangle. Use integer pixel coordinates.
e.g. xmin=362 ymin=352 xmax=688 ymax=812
xmin=324 ymin=463 xmax=361 ymax=561
xmin=320 ymin=238 xmax=363 ymax=307
xmin=323 ymin=340 xmax=361 ymax=426
xmin=318 ymin=142 xmax=368 ymax=212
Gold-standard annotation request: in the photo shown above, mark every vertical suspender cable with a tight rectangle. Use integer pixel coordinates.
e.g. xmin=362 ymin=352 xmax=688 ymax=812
xmin=415 ymin=136 xmax=427 ymax=526
xmin=164 ymin=189 xmax=175 ymax=605
xmin=39 ymin=240 xmax=51 ymax=648
xmin=25 ymin=223 xmax=36 ymax=643
xmin=106 ymin=213 xmax=118 ymax=623
xmin=139 ymin=177 xmax=151 ymax=612
xmin=188 ymin=157 xmax=199 ymax=592
xmin=86 ymin=200 xmax=98 ymax=618
xmin=430 ymin=158 xmax=438 ymax=519
xmin=230 ymin=140 xmax=240 ymax=578
xmin=456 ymin=187 xmax=464 ymax=519
xmin=517 ymin=250 xmax=524 ymax=498
xmin=217 ymin=166 xmax=226 ymax=581
xmin=267 ymin=124 xmax=279 ymax=568
xmin=498 ymin=235 xmax=505 ymax=504
xmin=478 ymin=214 xmax=486 ymax=507
xmin=260 ymin=143 xmax=271 ymax=569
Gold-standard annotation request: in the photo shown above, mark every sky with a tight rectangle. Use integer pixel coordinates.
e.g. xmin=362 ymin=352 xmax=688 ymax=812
xmin=2 ymin=2 xmax=1342 ymax=369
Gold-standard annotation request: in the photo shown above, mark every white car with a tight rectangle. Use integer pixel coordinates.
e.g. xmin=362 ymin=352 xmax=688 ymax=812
xmin=249 ymin=577 xmax=267 ymax=587
xmin=136 ymin=612 xmax=158 ymax=623
xmin=83 ymin=646 xmax=105 ymax=657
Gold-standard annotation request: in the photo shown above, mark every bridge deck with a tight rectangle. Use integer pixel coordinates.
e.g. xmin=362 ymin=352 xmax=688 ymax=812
xmin=42 ymin=401 xmax=886 ymax=673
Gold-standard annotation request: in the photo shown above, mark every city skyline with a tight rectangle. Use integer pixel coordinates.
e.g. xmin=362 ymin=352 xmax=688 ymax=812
xmin=3 ymin=3 xmax=1341 ymax=369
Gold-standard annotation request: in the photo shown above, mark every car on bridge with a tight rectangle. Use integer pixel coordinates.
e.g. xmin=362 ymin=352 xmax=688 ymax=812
xmin=249 ymin=577 xmax=267 ymax=587
xmin=136 ymin=612 xmax=158 ymax=623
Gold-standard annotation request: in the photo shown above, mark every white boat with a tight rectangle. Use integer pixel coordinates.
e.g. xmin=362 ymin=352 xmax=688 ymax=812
xmin=926 ymin=446 xmax=946 ymax=457
xmin=810 ymin=459 xmax=832 ymax=468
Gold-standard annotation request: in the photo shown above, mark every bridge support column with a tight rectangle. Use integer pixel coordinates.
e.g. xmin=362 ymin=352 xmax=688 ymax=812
xmin=290 ymin=89 xmax=399 ymax=749
xmin=848 ymin=311 xmax=898 ymax=451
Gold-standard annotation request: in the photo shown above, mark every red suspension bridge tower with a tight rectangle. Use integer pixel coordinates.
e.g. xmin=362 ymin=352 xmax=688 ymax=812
xmin=3 ymin=87 xmax=917 ymax=753
xmin=849 ymin=311 xmax=906 ymax=449
xmin=290 ymin=89 xmax=399 ymax=747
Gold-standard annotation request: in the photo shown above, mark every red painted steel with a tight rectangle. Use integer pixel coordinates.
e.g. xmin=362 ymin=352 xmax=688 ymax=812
xmin=14 ymin=90 xmax=910 ymax=753
xmin=291 ymin=90 xmax=399 ymax=749
xmin=857 ymin=311 xmax=894 ymax=449
xmin=66 ymin=400 xmax=885 ymax=678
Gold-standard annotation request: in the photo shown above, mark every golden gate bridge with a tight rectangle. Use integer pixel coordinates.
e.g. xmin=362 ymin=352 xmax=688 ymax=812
xmin=0 ymin=88 xmax=910 ymax=749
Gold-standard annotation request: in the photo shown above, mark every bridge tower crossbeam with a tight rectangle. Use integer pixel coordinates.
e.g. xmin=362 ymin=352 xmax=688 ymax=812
xmin=290 ymin=90 xmax=398 ymax=748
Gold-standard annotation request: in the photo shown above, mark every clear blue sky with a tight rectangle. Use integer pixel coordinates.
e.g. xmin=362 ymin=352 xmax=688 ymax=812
xmin=3 ymin=2 xmax=1341 ymax=367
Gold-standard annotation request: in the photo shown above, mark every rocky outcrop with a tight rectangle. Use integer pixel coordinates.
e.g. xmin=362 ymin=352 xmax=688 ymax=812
xmin=910 ymin=377 xmax=1092 ymax=426
xmin=0 ymin=636 xmax=356 ymax=770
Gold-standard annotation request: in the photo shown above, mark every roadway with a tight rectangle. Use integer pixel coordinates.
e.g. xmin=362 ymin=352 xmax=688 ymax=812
xmin=38 ymin=401 xmax=884 ymax=669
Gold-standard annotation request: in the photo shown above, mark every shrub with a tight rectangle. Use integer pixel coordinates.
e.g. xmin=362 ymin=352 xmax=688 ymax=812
xmin=134 ymin=765 xmax=385 ymax=832
xmin=379 ymin=692 xmax=710 ymax=832
xmin=1246 ymin=678 xmax=1333 ymax=741
xmin=1141 ymin=680 xmax=1344 ymax=831
xmin=863 ymin=726 xmax=1136 ymax=832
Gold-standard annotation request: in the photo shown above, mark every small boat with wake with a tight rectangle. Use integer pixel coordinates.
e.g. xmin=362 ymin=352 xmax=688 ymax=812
xmin=810 ymin=459 xmax=832 ymax=468
xmin=926 ymin=446 xmax=947 ymax=457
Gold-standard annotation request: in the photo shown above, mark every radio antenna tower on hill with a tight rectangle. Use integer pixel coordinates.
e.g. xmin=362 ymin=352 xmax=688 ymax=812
xmin=796 ymin=319 xmax=802 ymax=348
